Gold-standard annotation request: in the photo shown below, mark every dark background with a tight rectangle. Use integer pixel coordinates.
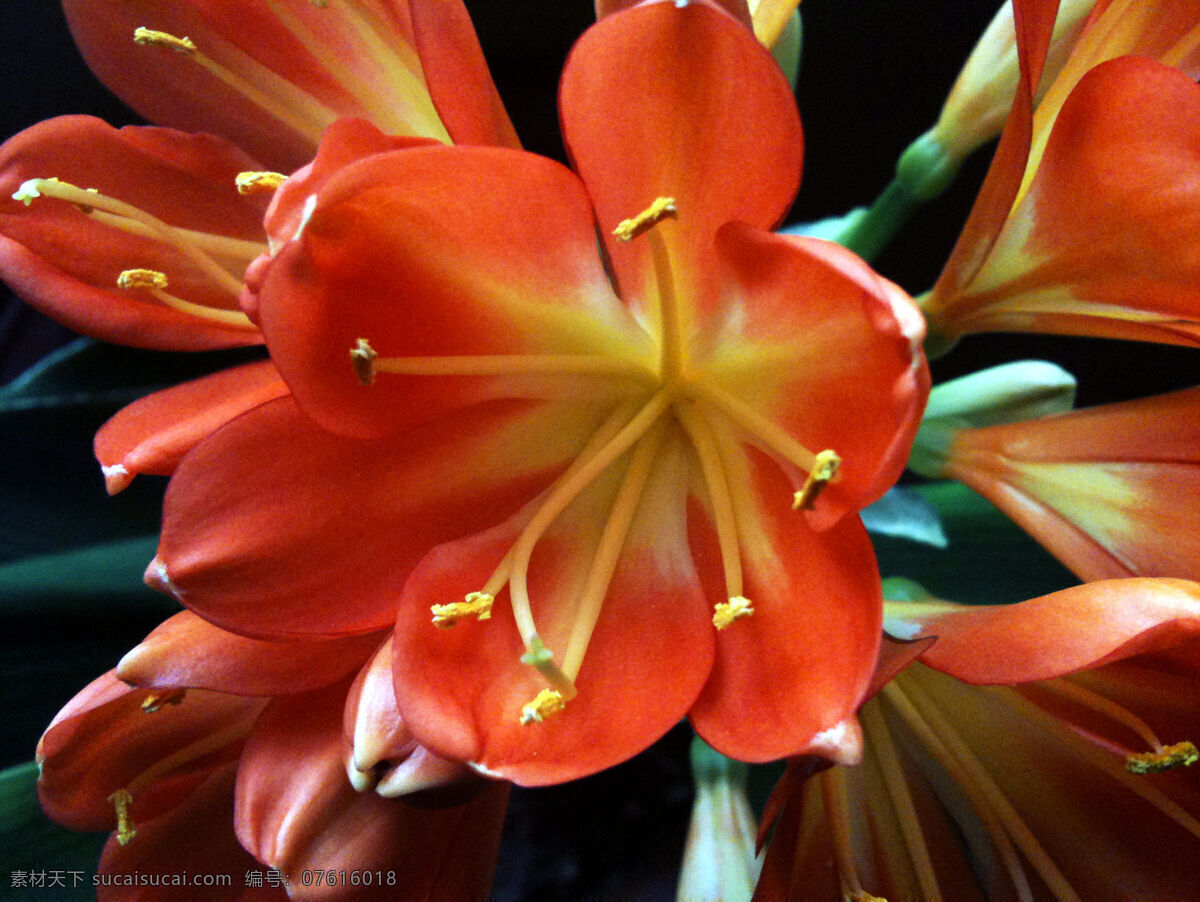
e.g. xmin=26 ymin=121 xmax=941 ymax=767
xmin=1 ymin=2 xmax=1195 ymax=899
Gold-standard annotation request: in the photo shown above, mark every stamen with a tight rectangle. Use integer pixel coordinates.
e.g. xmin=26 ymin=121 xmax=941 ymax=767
xmin=612 ymin=196 xmax=677 ymax=242
xmin=520 ymin=688 xmax=565 ymax=725
xmin=108 ymin=789 xmax=137 ymax=845
xmin=899 ymin=676 xmax=1081 ymax=902
xmin=133 ymin=27 xmax=197 ymax=53
xmin=881 ymin=681 xmax=1035 ymax=902
xmin=675 ymin=403 xmax=747 ymax=605
xmin=131 ymin=27 xmax=336 ymax=144
xmin=15 ymin=178 xmax=246 ymax=297
xmin=818 ymin=767 xmax=881 ymax=902
xmin=792 ymin=449 xmax=842 ymax=510
xmin=1040 ymin=677 xmax=1171 ymax=757
xmin=116 ymin=271 xmax=256 ymax=329
xmin=236 ymin=171 xmax=287 ymax=195
xmin=118 ymin=268 xmax=168 ymax=291
xmin=506 ymin=389 xmax=673 ymax=657
xmin=141 ymin=690 xmax=186 ymax=713
xmin=1127 ymin=741 xmax=1199 ymax=775
xmin=430 ymin=591 xmax=493 ymax=628
xmin=988 ymin=685 xmax=1200 ymax=842
xmin=351 ymin=338 xmax=379 ymax=385
xmin=688 ymin=382 xmax=818 ymax=473
xmin=860 ymin=702 xmax=943 ymax=901
xmin=712 ymin=596 xmax=754 ymax=630
xmin=560 ymin=423 xmax=668 ymax=679
xmin=353 ymin=340 xmax=656 ymax=385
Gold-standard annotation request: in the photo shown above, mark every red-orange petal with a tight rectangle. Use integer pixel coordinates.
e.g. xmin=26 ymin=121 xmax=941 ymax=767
xmin=254 ymin=144 xmax=651 ymax=439
xmin=392 ymin=437 xmax=714 ymax=786
xmin=560 ymin=0 xmax=803 ymax=328
xmin=688 ymin=445 xmax=882 ymax=765
xmin=946 ymin=387 xmax=1200 ymax=582
xmin=152 ymin=396 xmax=606 ymax=639
xmin=943 ymin=57 xmax=1200 ymax=346
xmin=37 ymin=672 xmax=263 ymax=831
xmin=0 ymin=117 xmax=265 ymax=349
xmin=701 ymin=224 xmax=928 ymax=525
xmin=61 ymin=0 xmax=485 ymax=171
xmin=97 ymin=763 xmax=287 ymax=901
xmin=116 ymin=611 xmax=384 ymax=696
xmin=235 ymin=681 xmax=508 ymax=900
xmin=95 ymin=361 xmax=288 ymax=494
xmin=899 ymin=579 xmax=1200 ymax=685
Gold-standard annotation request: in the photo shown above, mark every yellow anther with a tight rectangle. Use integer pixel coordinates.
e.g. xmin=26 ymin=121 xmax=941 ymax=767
xmin=430 ymin=592 xmax=494 ymax=628
xmin=847 ymin=892 xmax=887 ymax=902
xmin=1126 ymin=740 xmax=1199 ymax=774
xmin=612 ymin=196 xmax=677 ymax=241
xmin=12 ymin=177 xmax=61 ymax=206
xmin=141 ymin=690 xmax=186 ymax=713
xmin=792 ymin=449 xmax=842 ymax=510
xmin=520 ymin=689 xmax=565 ymax=725
xmin=133 ymin=27 xmax=197 ymax=54
xmin=350 ymin=338 xmax=379 ymax=385
xmin=108 ymin=789 xmax=137 ymax=845
xmin=235 ymin=171 xmax=287 ymax=195
xmin=118 ymin=268 xmax=169 ymax=291
xmin=713 ymin=595 xmax=754 ymax=630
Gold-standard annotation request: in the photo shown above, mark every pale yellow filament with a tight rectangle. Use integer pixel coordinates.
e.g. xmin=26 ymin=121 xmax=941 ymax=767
xmin=1040 ymin=676 xmax=1167 ymax=753
xmin=686 ymin=379 xmax=818 ymax=473
xmin=818 ymin=767 xmax=877 ymax=900
xmin=675 ymin=402 xmax=744 ymax=601
xmin=561 ymin=422 xmax=668 ymax=679
xmin=133 ymin=27 xmax=336 ymax=142
xmin=860 ymin=702 xmax=944 ymax=901
xmin=900 ymin=676 xmax=1081 ymax=902
xmin=881 ymin=682 xmax=1036 ymax=902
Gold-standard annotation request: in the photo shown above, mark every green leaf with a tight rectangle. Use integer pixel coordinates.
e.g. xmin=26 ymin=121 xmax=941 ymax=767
xmin=0 ymin=761 xmax=106 ymax=895
xmin=873 ymin=481 xmax=1076 ymax=605
xmin=862 ymin=486 xmax=947 ymax=548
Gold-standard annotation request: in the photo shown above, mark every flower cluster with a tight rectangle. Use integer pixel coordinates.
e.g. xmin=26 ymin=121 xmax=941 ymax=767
xmin=0 ymin=0 xmax=1197 ymax=899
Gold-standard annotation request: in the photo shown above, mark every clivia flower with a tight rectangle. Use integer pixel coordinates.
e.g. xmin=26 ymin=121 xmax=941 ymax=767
xmin=148 ymin=0 xmax=928 ymax=786
xmin=39 ymin=612 xmax=510 ymax=900
xmin=0 ymin=0 xmax=516 ymax=491
xmin=915 ymin=375 xmax=1200 ymax=583
xmin=920 ymin=0 xmax=1200 ymax=351
xmin=755 ymin=578 xmax=1200 ymax=901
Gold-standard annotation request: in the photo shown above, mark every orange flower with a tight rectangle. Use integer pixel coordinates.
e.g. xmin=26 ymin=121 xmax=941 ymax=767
xmin=756 ymin=579 xmax=1200 ymax=901
xmin=922 ymin=0 xmax=1200 ymax=349
xmin=39 ymin=614 xmax=509 ymax=900
xmin=149 ymin=0 xmax=927 ymax=785
xmin=0 ymin=0 xmax=515 ymax=491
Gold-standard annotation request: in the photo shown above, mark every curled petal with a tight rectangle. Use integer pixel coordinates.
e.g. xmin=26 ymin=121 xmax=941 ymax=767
xmin=254 ymin=144 xmax=651 ymax=439
xmin=561 ymin=0 xmax=802 ymax=329
xmin=392 ymin=435 xmax=714 ymax=786
xmin=945 ymin=387 xmax=1200 ymax=581
xmin=890 ymin=579 xmax=1200 ymax=684
xmin=0 ymin=117 xmax=265 ymax=349
xmin=153 ymin=397 xmax=607 ymax=638
xmin=95 ymin=361 xmax=288 ymax=494
xmin=689 ymin=443 xmax=882 ymax=765
xmin=117 ymin=611 xmax=383 ymax=696
xmin=235 ymin=681 xmax=509 ymax=900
